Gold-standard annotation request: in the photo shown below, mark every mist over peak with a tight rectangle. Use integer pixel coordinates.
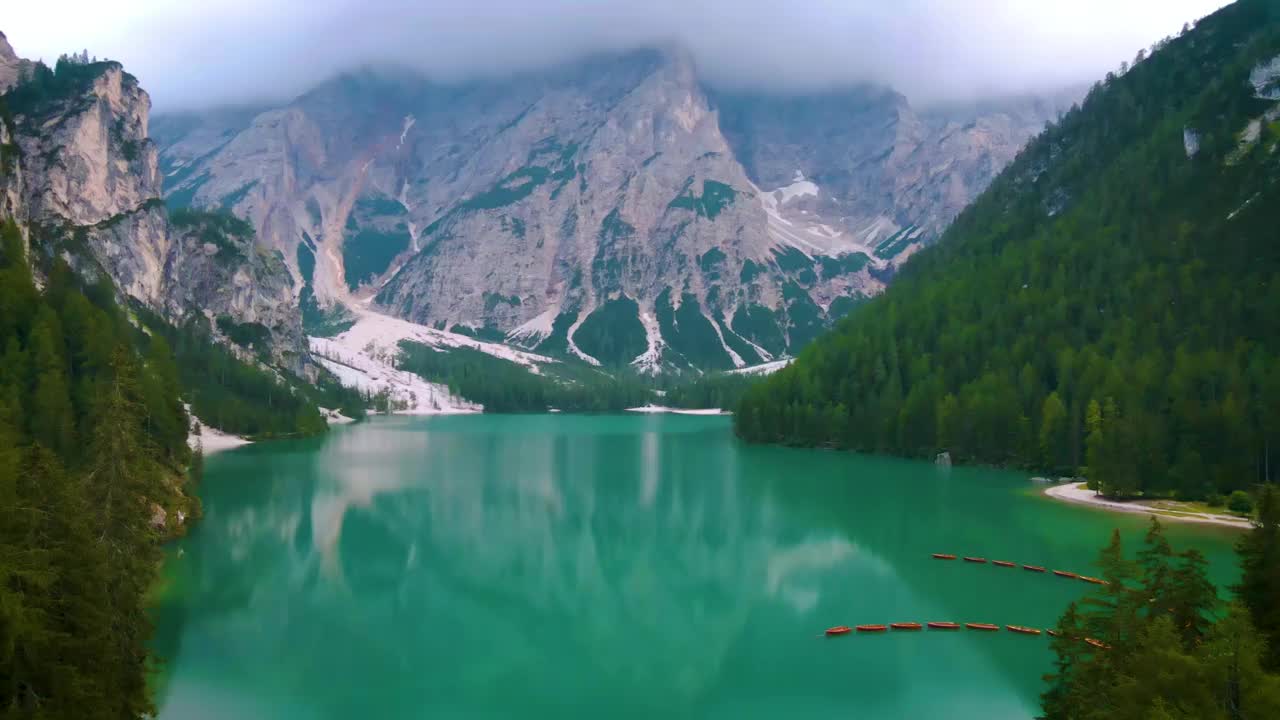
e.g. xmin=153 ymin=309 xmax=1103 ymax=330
xmin=4 ymin=0 xmax=1229 ymax=111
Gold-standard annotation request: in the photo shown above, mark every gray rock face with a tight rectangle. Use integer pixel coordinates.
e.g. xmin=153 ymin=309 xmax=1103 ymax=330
xmin=0 ymin=44 xmax=303 ymax=366
xmin=165 ymin=211 xmax=303 ymax=365
xmin=155 ymin=49 xmax=1072 ymax=370
xmin=0 ymin=31 xmax=30 ymax=94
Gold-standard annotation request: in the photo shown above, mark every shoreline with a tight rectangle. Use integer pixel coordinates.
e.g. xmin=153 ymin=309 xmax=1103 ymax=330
xmin=1043 ymin=482 xmax=1252 ymax=530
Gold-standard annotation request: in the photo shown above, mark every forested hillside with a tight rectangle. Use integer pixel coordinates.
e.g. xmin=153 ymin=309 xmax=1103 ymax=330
xmin=0 ymin=219 xmax=188 ymax=714
xmin=738 ymin=0 xmax=1280 ymax=500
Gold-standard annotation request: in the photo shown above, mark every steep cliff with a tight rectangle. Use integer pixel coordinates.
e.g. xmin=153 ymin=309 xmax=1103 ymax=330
xmin=155 ymin=49 xmax=1068 ymax=371
xmin=0 ymin=31 xmax=29 ymax=94
xmin=0 ymin=42 xmax=304 ymax=366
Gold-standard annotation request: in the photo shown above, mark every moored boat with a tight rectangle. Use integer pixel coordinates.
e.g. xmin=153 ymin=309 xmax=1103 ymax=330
xmin=1046 ymin=629 xmax=1061 ymax=637
xmin=1080 ymin=576 xmax=1109 ymax=585
xmin=1023 ymin=564 xmax=1047 ymax=572
xmin=856 ymin=624 xmax=888 ymax=632
xmin=932 ymin=553 xmax=957 ymax=560
xmin=1006 ymin=625 xmax=1042 ymax=635
xmin=825 ymin=626 xmax=852 ymax=636
xmin=963 ymin=556 xmax=987 ymax=563
xmin=1053 ymin=570 xmax=1079 ymax=579
xmin=992 ymin=560 xmax=1016 ymax=567
xmin=927 ymin=621 xmax=961 ymax=630
xmin=965 ymin=623 xmax=1000 ymax=631
xmin=890 ymin=622 xmax=923 ymax=631
xmin=1084 ymin=638 xmax=1111 ymax=650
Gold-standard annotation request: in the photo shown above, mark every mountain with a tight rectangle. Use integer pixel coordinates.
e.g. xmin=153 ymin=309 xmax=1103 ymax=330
xmin=737 ymin=0 xmax=1280 ymax=500
xmin=152 ymin=49 xmax=1071 ymax=371
xmin=0 ymin=42 xmax=306 ymax=369
xmin=0 ymin=35 xmax=384 ymax=435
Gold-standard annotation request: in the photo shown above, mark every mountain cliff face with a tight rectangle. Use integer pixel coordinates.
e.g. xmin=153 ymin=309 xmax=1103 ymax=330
xmin=0 ymin=36 xmax=303 ymax=367
xmin=0 ymin=31 xmax=30 ymax=94
xmin=153 ymin=49 xmax=1069 ymax=371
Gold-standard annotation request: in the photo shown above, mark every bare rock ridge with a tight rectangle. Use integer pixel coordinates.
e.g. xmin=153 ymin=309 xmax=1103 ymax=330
xmin=0 ymin=33 xmax=304 ymax=368
xmin=154 ymin=48 xmax=1072 ymax=371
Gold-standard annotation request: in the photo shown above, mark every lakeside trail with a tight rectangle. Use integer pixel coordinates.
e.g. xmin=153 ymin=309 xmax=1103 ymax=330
xmin=1043 ymin=483 xmax=1252 ymax=530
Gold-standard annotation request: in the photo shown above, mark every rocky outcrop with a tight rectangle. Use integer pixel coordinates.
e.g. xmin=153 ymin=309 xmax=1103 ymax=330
xmin=0 ymin=31 xmax=30 ymax=94
xmin=165 ymin=210 xmax=303 ymax=365
xmin=1 ymin=39 xmax=304 ymax=366
xmin=154 ymin=49 xmax=1072 ymax=371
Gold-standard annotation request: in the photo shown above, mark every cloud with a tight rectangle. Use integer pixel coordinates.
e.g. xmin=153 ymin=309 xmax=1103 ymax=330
xmin=3 ymin=0 xmax=1230 ymax=110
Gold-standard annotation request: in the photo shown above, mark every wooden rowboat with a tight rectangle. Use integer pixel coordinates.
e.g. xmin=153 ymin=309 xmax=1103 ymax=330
xmin=992 ymin=560 xmax=1016 ymax=567
xmin=1084 ymin=638 xmax=1111 ymax=650
xmin=825 ymin=626 xmax=852 ymax=636
xmin=963 ymin=556 xmax=987 ymax=563
xmin=1046 ymin=629 xmax=1061 ymax=637
xmin=890 ymin=622 xmax=923 ymax=631
xmin=966 ymin=623 xmax=1000 ymax=631
xmin=856 ymin=624 xmax=888 ymax=633
xmin=932 ymin=553 xmax=957 ymax=560
xmin=1006 ymin=625 xmax=1042 ymax=635
xmin=1023 ymin=565 xmax=1047 ymax=572
xmin=1080 ymin=576 xmax=1109 ymax=585
xmin=1053 ymin=570 xmax=1079 ymax=579
xmin=927 ymin=622 xmax=961 ymax=630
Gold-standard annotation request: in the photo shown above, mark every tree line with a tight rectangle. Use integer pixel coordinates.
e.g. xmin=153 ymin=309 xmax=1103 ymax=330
xmin=736 ymin=0 xmax=1280 ymax=501
xmin=394 ymin=340 xmax=767 ymax=413
xmin=0 ymin=219 xmax=188 ymax=716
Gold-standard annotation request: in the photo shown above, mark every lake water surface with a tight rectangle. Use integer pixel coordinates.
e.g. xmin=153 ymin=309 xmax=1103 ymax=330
xmin=153 ymin=415 xmax=1240 ymax=719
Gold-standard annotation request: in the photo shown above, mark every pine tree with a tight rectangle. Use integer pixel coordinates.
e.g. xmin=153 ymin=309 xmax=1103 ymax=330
xmin=28 ymin=307 xmax=76 ymax=459
xmin=1236 ymin=484 xmax=1280 ymax=669
xmin=1167 ymin=548 xmax=1218 ymax=648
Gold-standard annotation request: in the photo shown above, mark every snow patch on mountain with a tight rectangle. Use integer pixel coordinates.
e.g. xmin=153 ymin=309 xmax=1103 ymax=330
xmin=770 ymin=171 xmax=820 ymax=205
xmin=1250 ymin=54 xmax=1280 ymax=101
xmin=706 ymin=309 xmax=746 ymax=368
xmin=632 ymin=310 xmax=666 ymax=375
xmin=330 ymin=308 xmax=553 ymax=371
xmin=758 ymin=177 xmax=881 ymax=259
xmin=564 ymin=310 xmax=603 ymax=366
xmin=507 ymin=308 xmax=558 ymax=346
xmin=310 ymin=334 xmax=481 ymax=415
xmin=727 ymin=357 xmax=794 ymax=376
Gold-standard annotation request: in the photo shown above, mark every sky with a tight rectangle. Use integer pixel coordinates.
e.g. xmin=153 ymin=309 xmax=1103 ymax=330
xmin=4 ymin=0 xmax=1233 ymax=110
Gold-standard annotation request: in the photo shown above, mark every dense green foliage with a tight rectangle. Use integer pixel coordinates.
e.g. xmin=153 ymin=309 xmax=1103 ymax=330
xmin=660 ymin=372 xmax=759 ymax=410
xmin=169 ymin=207 xmax=255 ymax=263
xmin=139 ymin=308 xmax=363 ymax=439
xmin=342 ymin=225 xmax=411 ymax=290
xmin=1236 ymin=485 xmax=1280 ymax=669
xmin=739 ymin=1 xmax=1280 ymax=499
xmin=0 ymin=219 xmax=190 ymax=716
xmin=574 ymin=297 xmax=648 ymax=366
xmin=1042 ymin=513 xmax=1280 ymax=719
xmin=731 ymin=304 xmax=786 ymax=357
xmin=396 ymin=341 xmax=651 ymax=412
xmin=668 ymin=179 xmax=737 ymax=219
xmin=4 ymin=56 xmax=122 ymax=120
xmin=655 ymin=289 xmax=734 ymax=370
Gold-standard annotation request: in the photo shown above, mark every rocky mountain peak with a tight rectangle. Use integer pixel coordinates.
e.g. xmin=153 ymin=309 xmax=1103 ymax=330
xmin=0 ymin=34 xmax=305 ymax=369
xmin=151 ymin=48 xmax=1076 ymax=371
